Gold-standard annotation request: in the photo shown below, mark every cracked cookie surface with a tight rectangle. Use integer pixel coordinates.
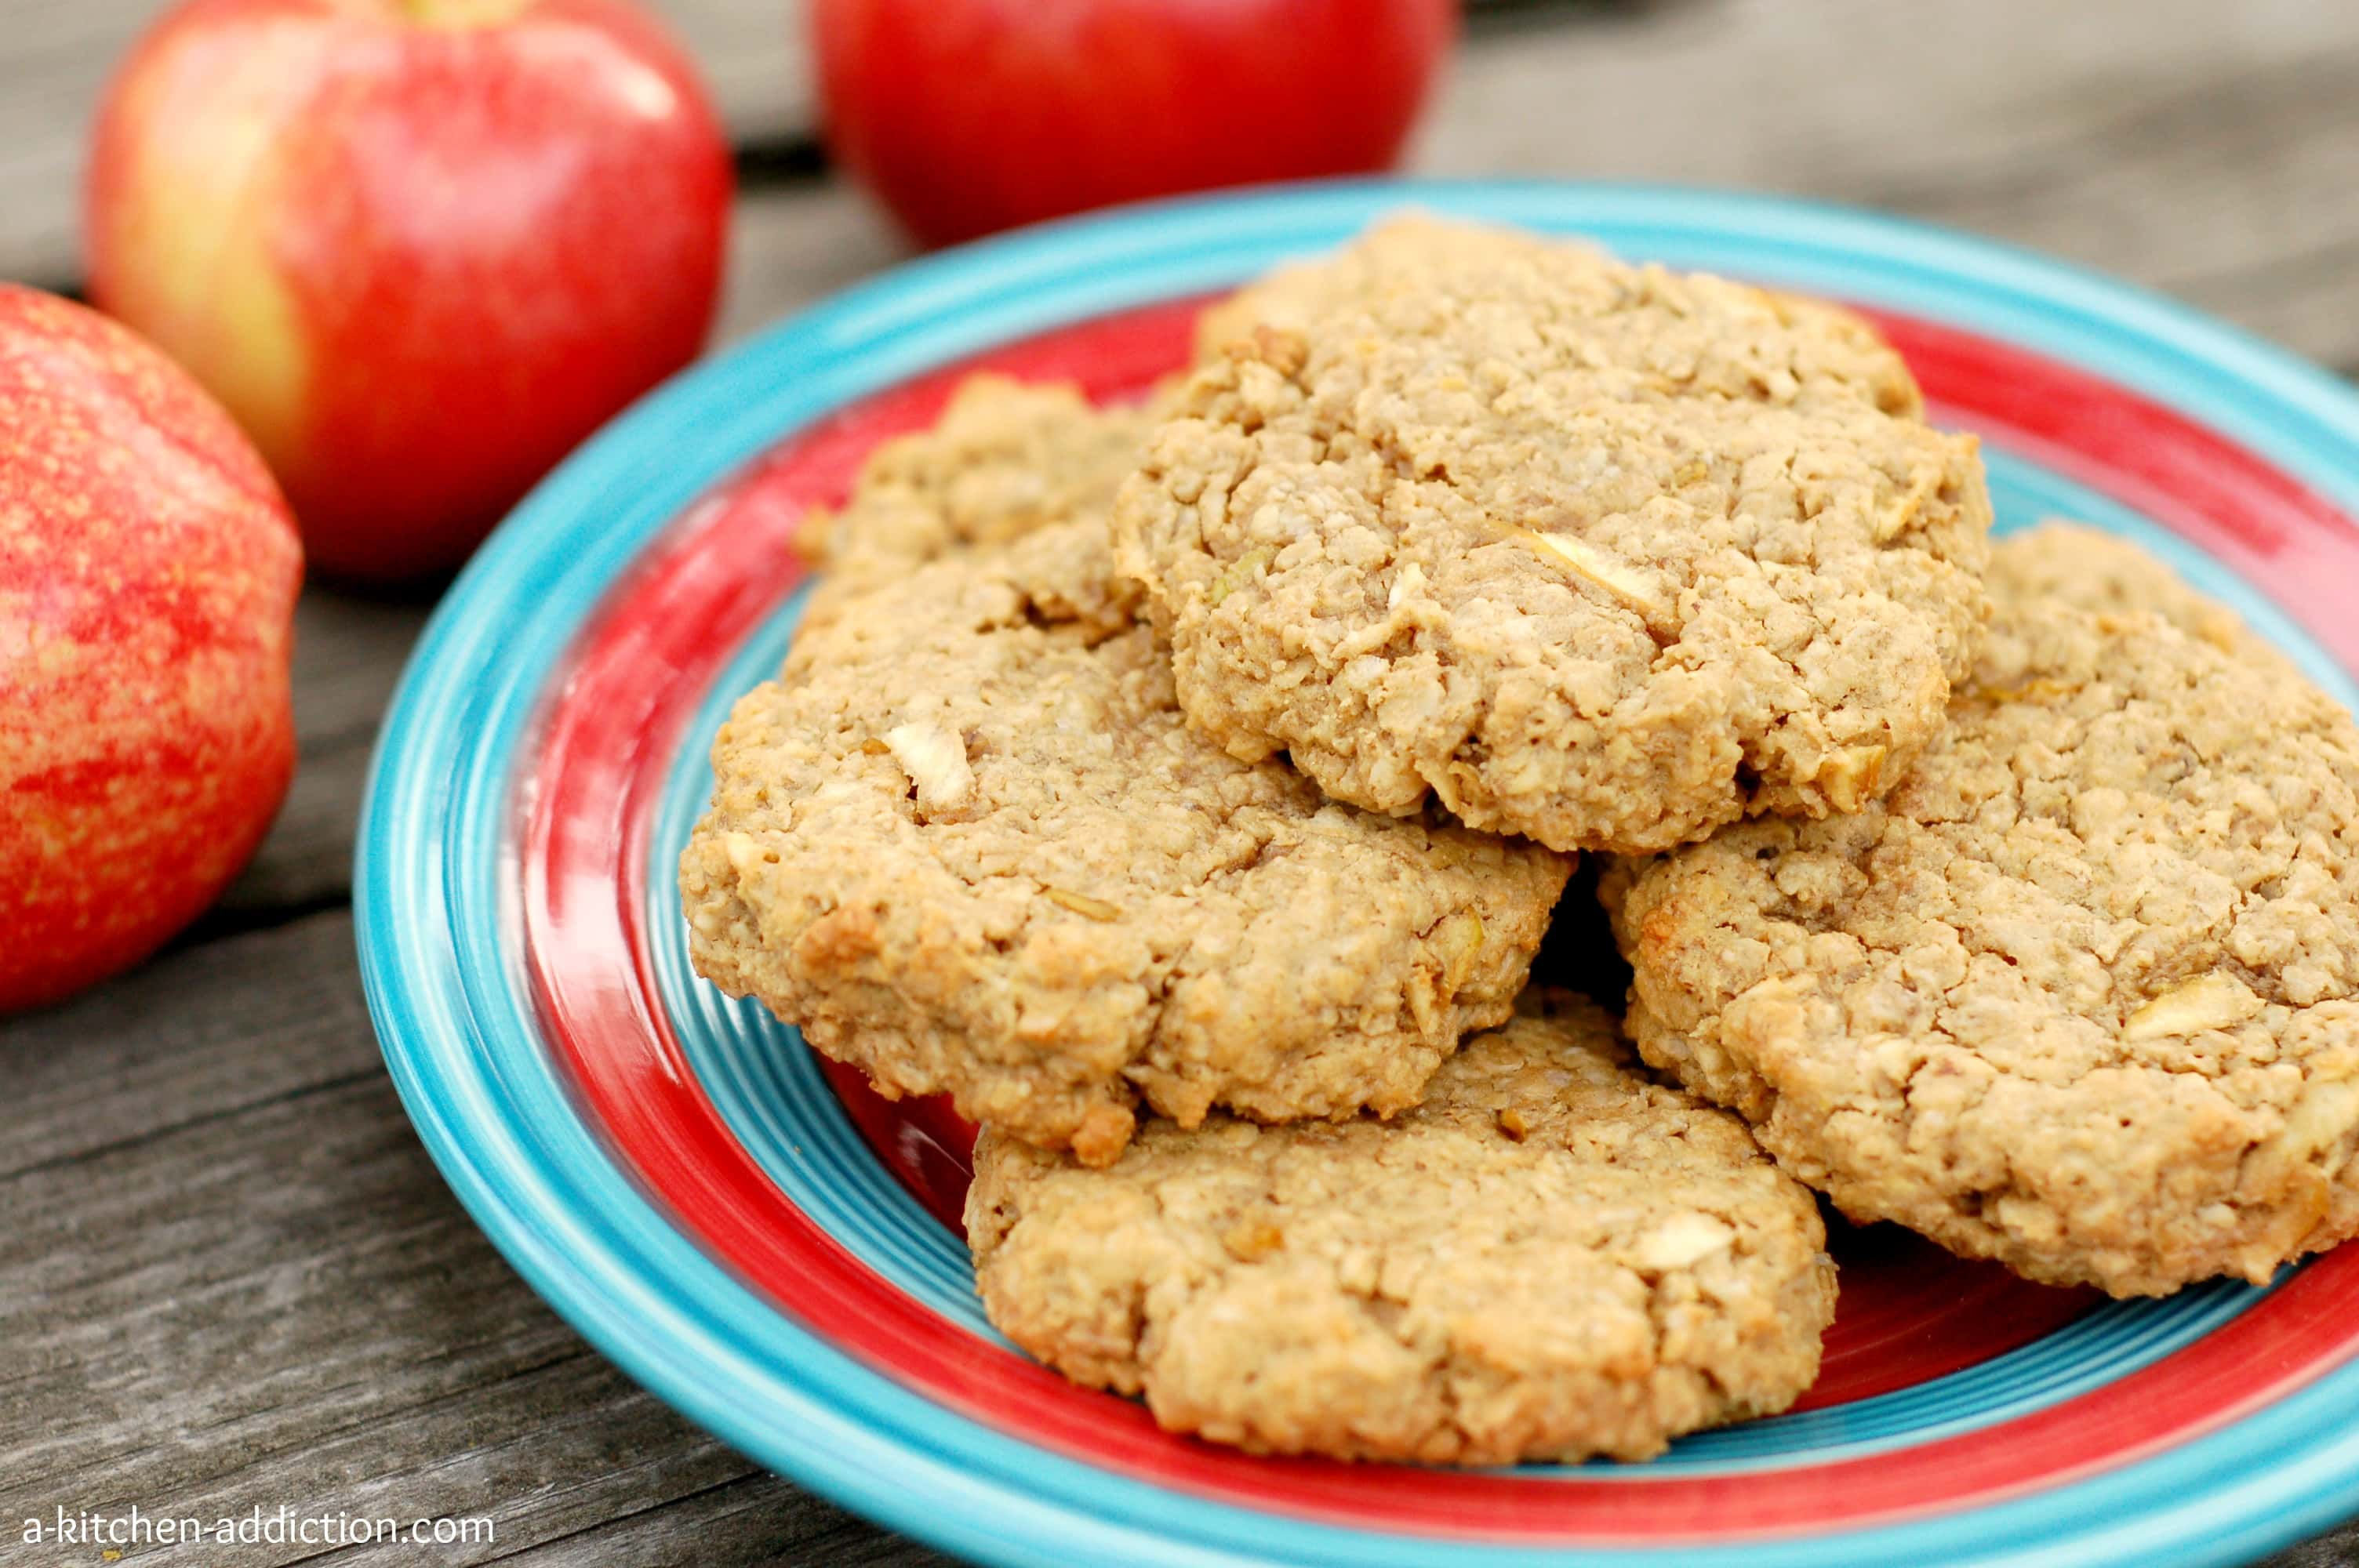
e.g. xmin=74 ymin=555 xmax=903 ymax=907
xmin=1195 ymin=230 xmax=1922 ymax=423
xmin=1115 ymin=216 xmax=1994 ymax=855
xmin=682 ymin=511 xmax=1571 ymax=1167
xmin=965 ymin=989 xmax=1834 ymax=1463
xmin=1608 ymin=529 xmax=2359 ymax=1295
xmin=796 ymin=375 xmax=1160 ymax=633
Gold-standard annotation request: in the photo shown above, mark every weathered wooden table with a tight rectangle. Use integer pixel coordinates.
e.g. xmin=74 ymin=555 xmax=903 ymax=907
xmin=6 ymin=2 xmax=2359 ymax=1563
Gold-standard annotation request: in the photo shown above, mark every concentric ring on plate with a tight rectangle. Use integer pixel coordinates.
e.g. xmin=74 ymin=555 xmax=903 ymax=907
xmin=362 ymin=183 xmax=2359 ymax=1568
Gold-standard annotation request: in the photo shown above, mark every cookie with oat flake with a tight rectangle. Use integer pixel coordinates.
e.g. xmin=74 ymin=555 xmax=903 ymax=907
xmin=682 ymin=515 xmax=1570 ymax=1166
xmin=1116 ymin=216 xmax=1994 ymax=855
xmin=966 ymin=989 xmax=1834 ymax=1464
xmin=1608 ymin=528 xmax=2359 ymax=1295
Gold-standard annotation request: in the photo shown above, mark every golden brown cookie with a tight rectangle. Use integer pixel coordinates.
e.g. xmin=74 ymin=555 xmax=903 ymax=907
xmin=1116 ymin=216 xmax=1994 ymax=855
xmin=682 ymin=516 xmax=1571 ymax=1166
xmin=1985 ymin=518 xmax=2257 ymax=656
xmin=966 ymin=990 xmax=1834 ymax=1463
xmin=1196 ymin=229 xmax=1923 ymax=422
xmin=1609 ymin=530 xmax=2359 ymax=1295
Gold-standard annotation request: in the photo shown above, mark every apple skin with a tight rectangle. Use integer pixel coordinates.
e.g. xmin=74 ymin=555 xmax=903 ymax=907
xmin=813 ymin=0 xmax=1458 ymax=249
xmin=0 ymin=286 xmax=302 ymax=1014
xmin=85 ymin=0 xmax=734 ymax=583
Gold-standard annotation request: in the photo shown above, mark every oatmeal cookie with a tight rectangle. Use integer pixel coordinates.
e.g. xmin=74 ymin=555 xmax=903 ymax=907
xmin=797 ymin=375 xmax=1158 ymax=632
xmin=1986 ymin=518 xmax=2256 ymax=655
xmin=682 ymin=518 xmax=1572 ymax=1166
xmin=1608 ymin=531 xmax=2359 ymax=1294
xmin=966 ymin=989 xmax=1834 ymax=1463
xmin=1117 ymin=216 xmax=1994 ymax=855
xmin=1195 ymin=224 xmax=1923 ymax=420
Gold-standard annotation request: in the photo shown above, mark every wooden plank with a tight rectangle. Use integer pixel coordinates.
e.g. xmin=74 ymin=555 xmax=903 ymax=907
xmin=207 ymin=590 xmax=431 ymax=921
xmin=662 ymin=0 xmax=818 ymax=150
xmin=0 ymin=909 xmax=934 ymax=1568
xmin=713 ymin=180 xmax=903 ymax=345
xmin=1418 ymin=0 xmax=2359 ymax=370
xmin=469 ymin=1475 xmax=959 ymax=1567
xmin=0 ymin=0 xmax=134 ymax=285
xmin=0 ymin=908 xmax=369 ymax=1180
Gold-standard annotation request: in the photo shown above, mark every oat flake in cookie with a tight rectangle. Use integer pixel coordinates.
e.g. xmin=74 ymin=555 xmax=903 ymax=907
xmin=966 ymin=989 xmax=1835 ymax=1465
xmin=1116 ymin=216 xmax=1994 ymax=855
xmin=1609 ymin=530 xmax=2359 ymax=1296
xmin=680 ymin=515 xmax=1570 ymax=1167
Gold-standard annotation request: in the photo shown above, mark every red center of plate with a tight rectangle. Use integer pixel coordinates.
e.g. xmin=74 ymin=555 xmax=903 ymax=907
xmin=520 ymin=294 xmax=2359 ymax=1542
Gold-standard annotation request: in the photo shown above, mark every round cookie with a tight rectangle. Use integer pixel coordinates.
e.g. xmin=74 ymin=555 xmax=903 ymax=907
xmin=797 ymin=374 xmax=1159 ymax=633
xmin=965 ymin=989 xmax=1835 ymax=1464
xmin=1194 ymin=223 xmax=1925 ymax=422
xmin=1116 ymin=216 xmax=1994 ymax=855
xmin=1608 ymin=532 xmax=2359 ymax=1295
xmin=1984 ymin=518 xmax=2258 ymax=657
xmin=682 ymin=517 xmax=1572 ymax=1166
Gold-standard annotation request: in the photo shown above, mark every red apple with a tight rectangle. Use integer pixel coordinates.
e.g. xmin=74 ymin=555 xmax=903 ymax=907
xmin=85 ymin=0 xmax=733 ymax=583
xmin=813 ymin=0 xmax=1458 ymax=249
xmin=0 ymin=287 xmax=302 ymax=1014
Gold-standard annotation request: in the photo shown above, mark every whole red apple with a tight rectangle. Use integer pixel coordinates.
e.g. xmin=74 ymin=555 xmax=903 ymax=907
xmin=813 ymin=0 xmax=1458 ymax=249
xmin=0 ymin=287 xmax=302 ymax=1014
xmin=85 ymin=0 xmax=733 ymax=583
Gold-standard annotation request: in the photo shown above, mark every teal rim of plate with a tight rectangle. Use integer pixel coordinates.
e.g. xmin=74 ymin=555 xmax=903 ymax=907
xmin=358 ymin=178 xmax=2359 ymax=1568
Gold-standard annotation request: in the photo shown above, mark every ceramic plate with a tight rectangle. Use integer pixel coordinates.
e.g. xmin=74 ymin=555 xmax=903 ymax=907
xmin=358 ymin=181 xmax=2359 ymax=1568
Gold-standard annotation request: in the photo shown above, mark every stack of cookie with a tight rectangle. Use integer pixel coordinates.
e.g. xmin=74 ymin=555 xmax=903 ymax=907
xmin=682 ymin=218 xmax=2359 ymax=1465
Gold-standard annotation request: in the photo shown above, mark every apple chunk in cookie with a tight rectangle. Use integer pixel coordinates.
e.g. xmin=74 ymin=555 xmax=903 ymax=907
xmin=1609 ymin=528 xmax=2359 ymax=1296
xmin=966 ymin=990 xmax=1835 ymax=1464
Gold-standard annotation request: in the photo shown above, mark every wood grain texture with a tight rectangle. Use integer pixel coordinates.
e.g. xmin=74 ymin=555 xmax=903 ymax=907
xmin=0 ymin=913 xmax=949 ymax=1568
xmin=5 ymin=3 xmax=2359 ymax=1566
xmin=1416 ymin=0 xmax=2359 ymax=372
